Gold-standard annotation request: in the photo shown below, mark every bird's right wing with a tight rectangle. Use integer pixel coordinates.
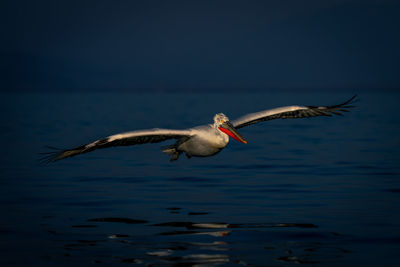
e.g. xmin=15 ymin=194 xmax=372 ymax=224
xmin=40 ymin=129 xmax=193 ymax=163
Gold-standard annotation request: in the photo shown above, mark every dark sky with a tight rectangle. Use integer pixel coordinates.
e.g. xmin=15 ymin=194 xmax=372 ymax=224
xmin=2 ymin=0 xmax=399 ymax=92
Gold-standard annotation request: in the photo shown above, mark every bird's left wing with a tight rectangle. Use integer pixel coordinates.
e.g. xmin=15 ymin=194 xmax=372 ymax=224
xmin=232 ymin=95 xmax=357 ymax=129
xmin=40 ymin=128 xmax=193 ymax=163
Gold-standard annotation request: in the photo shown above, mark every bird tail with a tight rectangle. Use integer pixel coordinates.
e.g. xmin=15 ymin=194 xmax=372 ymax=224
xmin=161 ymin=145 xmax=180 ymax=162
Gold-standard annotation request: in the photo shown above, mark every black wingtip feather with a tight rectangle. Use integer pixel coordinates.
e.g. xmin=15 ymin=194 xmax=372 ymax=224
xmin=326 ymin=94 xmax=358 ymax=116
xmin=342 ymin=94 xmax=358 ymax=106
xmin=38 ymin=147 xmax=66 ymax=165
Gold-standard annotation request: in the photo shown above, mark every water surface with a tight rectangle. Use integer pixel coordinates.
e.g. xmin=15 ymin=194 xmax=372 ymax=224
xmin=1 ymin=91 xmax=399 ymax=266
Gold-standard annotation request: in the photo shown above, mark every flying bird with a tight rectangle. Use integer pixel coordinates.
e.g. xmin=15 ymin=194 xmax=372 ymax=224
xmin=41 ymin=95 xmax=357 ymax=163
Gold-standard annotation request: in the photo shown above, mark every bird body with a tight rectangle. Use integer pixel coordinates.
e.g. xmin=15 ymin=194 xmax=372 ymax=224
xmin=174 ymin=123 xmax=230 ymax=158
xmin=41 ymin=96 xmax=356 ymax=163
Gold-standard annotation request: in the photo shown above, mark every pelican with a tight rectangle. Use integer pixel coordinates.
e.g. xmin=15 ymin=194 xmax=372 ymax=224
xmin=41 ymin=95 xmax=357 ymax=163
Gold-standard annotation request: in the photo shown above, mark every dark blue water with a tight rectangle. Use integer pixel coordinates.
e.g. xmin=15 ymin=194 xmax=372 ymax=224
xmin=1 ymin=91 xmax=399 ymax=266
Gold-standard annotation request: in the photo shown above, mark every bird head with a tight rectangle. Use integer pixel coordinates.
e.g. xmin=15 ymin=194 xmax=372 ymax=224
xmin=213 ymin=113 xmax=247 ymax=144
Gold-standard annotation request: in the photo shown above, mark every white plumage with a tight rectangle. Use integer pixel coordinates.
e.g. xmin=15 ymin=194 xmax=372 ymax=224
xmin=41 ymin=95 xmax=356 ymax=163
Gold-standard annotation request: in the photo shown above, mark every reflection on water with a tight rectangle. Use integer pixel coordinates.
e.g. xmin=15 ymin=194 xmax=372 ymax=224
xmin=1 ymin=91 xmax=400 ymax=266
xmin=40 ymin=207 xmax=351 ymax=266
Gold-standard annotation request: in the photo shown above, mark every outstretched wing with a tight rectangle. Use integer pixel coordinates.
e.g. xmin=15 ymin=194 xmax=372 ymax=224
xmin=232 ymin=95 xmax=357 ymax=129
xmin=40 ymin=129 xmax=193 ymax=163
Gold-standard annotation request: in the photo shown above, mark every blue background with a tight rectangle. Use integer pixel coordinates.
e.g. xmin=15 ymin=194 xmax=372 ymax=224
xmin=2 ymin=0 xmax=400 ymax=92
xmin=1 ymin=1 xmax=400 ymax=265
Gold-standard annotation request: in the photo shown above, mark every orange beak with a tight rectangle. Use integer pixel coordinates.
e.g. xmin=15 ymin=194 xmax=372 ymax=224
xmin=218 ymin=121 xmax=247 ymax=144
